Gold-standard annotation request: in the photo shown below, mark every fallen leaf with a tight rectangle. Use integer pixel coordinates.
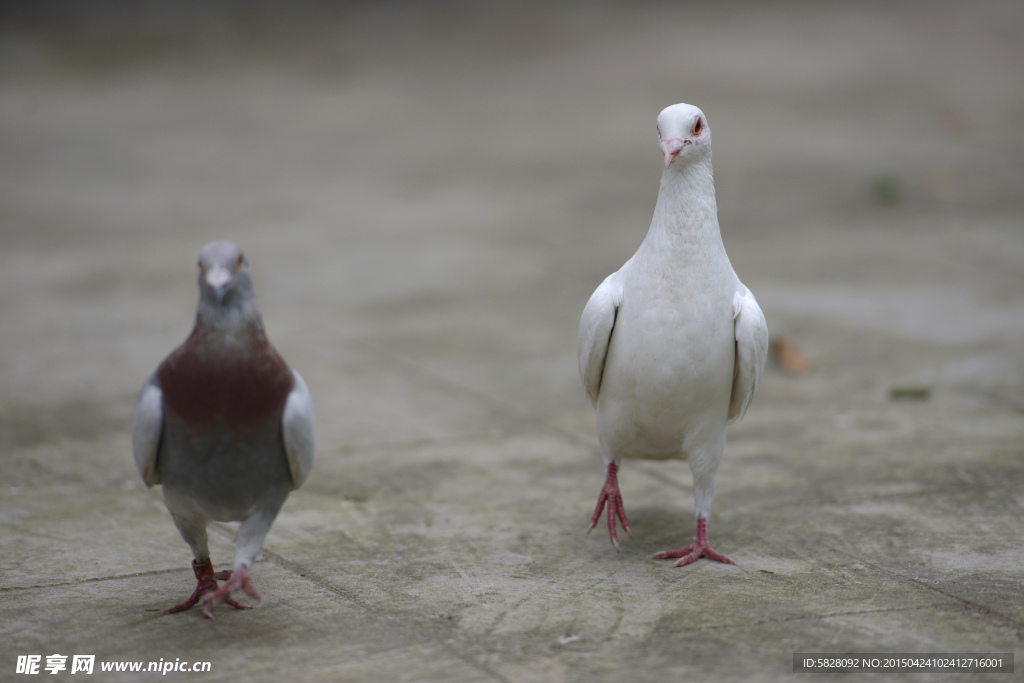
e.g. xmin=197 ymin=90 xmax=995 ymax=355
xmin=770 ymin=336 xmax=811 ymax=374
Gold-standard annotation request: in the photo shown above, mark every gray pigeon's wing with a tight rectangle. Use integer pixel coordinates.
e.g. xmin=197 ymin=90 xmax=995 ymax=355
xmin=282 ymin=369 xmax=315 ymax=490
xmin=132 ymin=372 xmax=164 ymax=486
xmin=728 ymin=284 xmax=769 ymax=423
xmin=578 ymin=275 xmax=623 ymax=406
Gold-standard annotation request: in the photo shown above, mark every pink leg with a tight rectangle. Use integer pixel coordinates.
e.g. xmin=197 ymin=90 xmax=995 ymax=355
xmin=200 ymin=564 xmax=261 ymax=619
xmin=164 ymin=559 xmax=249 ymax=616
xmin=586 ymin=461 xmax=632 ymax=551
xmin=653 ymin=516 xmax=734 ymax=567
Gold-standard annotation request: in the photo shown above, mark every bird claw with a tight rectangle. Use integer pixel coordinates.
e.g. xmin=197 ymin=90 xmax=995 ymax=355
xmin=199 ymin=564 xmax=260 ymax=619
xmin=164 ymin=560 xmax=256 ymax=618
xmin=586 ymin=462 xmax=631 ymax=551
xmin=163 ymin=590 xmax=208 ymax=615
xmin=163 ymin=559 xmax=243 ymax=616
xmin=653 ymin=517 xmax=734 ymax=567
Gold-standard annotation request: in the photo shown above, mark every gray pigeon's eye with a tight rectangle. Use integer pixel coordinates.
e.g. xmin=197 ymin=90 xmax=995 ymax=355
xmin=692 ymin=117 xmax=703 ymax=135
xmin=234 ymin=254 xmax=245 ymax=270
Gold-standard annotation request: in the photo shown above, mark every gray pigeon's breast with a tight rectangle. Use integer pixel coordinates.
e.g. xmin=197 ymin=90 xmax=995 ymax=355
xmin=158 ymin=419 xmax=292 ymax=521
xmin=157 ymin=340 xmax=294 ymax=430
xmin=155 ymin=332 xmax=295 ymax=519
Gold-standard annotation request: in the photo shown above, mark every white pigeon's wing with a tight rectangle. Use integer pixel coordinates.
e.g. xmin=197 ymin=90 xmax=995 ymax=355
xmin=132 ymin=373 xmax=163 ymax=487
xmin=578 ymin=275 xmax=623 ymax=406
xmin=282 ymin=369 xmax=316 ymax=490
xmin=728 ymin=284 xmax=769 ymax=423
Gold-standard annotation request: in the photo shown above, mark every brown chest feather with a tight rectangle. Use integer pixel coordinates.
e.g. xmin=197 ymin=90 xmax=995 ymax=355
xmin=158 ymin=332 xmax=293 ymax=430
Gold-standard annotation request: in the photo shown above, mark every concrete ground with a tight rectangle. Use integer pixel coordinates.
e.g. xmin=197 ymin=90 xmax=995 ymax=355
xmin=1 ymin=2 xmax=1023 ymax=681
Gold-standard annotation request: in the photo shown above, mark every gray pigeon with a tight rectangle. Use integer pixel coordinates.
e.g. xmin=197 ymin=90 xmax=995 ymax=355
xmin=578 ymin=103 xmax=768 ymax=566
xmin=132 ymin=240 xmax=315 ymax=616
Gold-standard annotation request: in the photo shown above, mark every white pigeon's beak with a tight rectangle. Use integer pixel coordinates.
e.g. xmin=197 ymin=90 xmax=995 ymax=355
xmin=660 ymin=137 xmax=688 ymax=170
xmin=205 ymin=266 xmax=232 ymax=301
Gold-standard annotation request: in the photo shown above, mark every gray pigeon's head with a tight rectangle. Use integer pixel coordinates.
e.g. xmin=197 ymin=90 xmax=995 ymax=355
xmin=196 ymin=240 xmax=254 ymax=307
xmin=656 ymin=103 xmax=711 ymax=170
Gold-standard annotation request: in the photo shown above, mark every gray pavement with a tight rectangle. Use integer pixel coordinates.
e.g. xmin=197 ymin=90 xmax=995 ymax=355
xmin=1 ymin=2 xmax=1023 ymax=681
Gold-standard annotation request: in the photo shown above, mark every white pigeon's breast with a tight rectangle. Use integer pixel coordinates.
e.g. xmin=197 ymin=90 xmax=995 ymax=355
xmin=595 ymin=264 xmax=737 ymax=460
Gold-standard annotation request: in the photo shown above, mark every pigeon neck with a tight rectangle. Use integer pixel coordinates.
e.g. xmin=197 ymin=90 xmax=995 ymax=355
xmin=194 ymin=296 xmax=265 ymax=344
xmin=647 ymin=159 xmax=724 ymax=250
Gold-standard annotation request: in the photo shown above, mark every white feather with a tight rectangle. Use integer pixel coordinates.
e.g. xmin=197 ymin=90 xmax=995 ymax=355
xmin=132 ymin=378 xmax=163 ymax=487
xmin=578 ymin=274 xmax=623 ymax=405
xmin=729 ymin=285 xmax=769 ymax=423
xmin=282 ymin=370 xmax=316 ymax=490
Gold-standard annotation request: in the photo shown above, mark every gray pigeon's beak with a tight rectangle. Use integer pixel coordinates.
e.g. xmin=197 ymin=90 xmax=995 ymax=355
xmin=205 ymin=266 xmax=231 ymax=302
xmin=660 ymin=138 xmax=687 ymax=170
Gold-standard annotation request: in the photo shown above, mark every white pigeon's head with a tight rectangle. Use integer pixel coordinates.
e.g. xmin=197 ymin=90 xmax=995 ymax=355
xmin=656 ymin=103 xmax=711 ymax=171
xmin=196 ymin=240 xmax=254 ymax=306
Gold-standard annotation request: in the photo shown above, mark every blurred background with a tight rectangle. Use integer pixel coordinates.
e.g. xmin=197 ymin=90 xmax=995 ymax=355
xmin=1 ymin=1 xmax=1022 ymax=680
xmin=1 ymin=1 xmax=1021 ymax=405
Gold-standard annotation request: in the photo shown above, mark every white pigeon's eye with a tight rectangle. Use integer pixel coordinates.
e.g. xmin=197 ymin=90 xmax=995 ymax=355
xmin=691 ymin=116 xmax=703 ymax=136
xmin=197 ymin=259 xmax=204 ymax=271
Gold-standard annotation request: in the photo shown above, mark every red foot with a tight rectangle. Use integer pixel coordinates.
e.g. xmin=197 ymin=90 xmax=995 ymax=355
xmin=586 ymin=461 xmax=632 ymax=551
xmin=164 ymin=559 xmax=249 ymax=616
xmin=653 ymin=516 xmax=734 ymax=567
xmin=200 ymin=564 xmax=260 ymax=619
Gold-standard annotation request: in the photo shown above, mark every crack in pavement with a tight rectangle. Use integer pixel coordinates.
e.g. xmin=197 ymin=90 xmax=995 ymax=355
xmin=206 ymin=521 xmax=514 ymax=683
xmin=825 ymin=545 xmax=1024 ymax=633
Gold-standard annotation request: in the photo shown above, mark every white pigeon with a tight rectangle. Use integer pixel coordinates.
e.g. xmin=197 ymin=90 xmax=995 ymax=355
xmin=578 ymin=103 xmax=768 ymax=566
